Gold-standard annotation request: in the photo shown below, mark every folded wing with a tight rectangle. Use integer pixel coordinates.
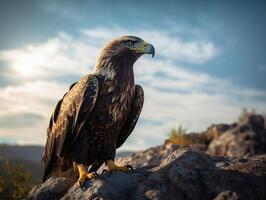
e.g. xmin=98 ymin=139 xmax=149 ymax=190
xmin=116 ymin=85 xmax=144 ymax=149
xmin=42 ymin=75 xmax=99 ymax=182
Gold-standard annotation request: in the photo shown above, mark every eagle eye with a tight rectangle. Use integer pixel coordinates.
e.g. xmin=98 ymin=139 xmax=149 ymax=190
xmin=127 ymin=40 xmax=136 ymax=46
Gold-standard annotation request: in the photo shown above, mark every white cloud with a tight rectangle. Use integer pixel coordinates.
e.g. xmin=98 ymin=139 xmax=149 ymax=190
xmin=81 ymin=27 xmax=219 ymax=64
xmin=0 ymin=27 xmax=218 ymax=81
xmin=0 ymin=81 xmax=67 ymax=116
xmin=0 ymin=27 xmax=265 ymax=151
xmin=0 ymin=32 xmax=98 ymax=80
xmin=136 ymin=30 xmax=219 ymax=64
xmin=0 ymin=81 xmax=69 ymax=145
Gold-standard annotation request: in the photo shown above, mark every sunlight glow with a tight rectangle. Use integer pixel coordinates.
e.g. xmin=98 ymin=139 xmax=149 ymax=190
xmin=12 ymin=50 xmax=47 ymax=76
xmin=0 ymin=41 xmax=61 ymax=78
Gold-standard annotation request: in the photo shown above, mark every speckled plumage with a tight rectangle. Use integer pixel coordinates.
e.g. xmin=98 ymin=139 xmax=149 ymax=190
xmin=42 ymin=36 xmax=151 ymax=182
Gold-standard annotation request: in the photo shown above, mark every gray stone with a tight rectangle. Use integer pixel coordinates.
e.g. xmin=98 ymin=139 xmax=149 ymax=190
xmin=26 ymin=146 xmax=266 ymax=200
xmin=208 ymin=115 xmax=266 ymax=158
xmin=25 ymin=177 xmax=75 ymax=200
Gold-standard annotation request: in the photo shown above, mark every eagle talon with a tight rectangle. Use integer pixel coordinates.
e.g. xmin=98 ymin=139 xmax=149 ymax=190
xmin=126 ymin=165 xmax=134 ymax=173
xmin=107 ymin=170 xmax=113 ymax=177
xmin=77 ymin=164 xmax=99 ymax=191
xmin=102 ymin=169 xmax=113 ymax=177
xmin=93 ymin=172 xmax=100 ymax=178
xmin=105 ymin=160 xmax=133 ymax=174
xmin=79 ymin=181 xmax=87 ymax=191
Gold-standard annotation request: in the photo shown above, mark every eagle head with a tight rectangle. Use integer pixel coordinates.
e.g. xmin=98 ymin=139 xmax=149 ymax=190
xmin=114 ymin=36 xmax=155 ymax=57
xmin=95 ymin=36 xmax=155 ymax=71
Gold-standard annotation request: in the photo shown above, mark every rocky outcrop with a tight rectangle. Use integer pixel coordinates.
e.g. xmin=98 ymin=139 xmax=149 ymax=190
xmin=26 ymin=114 xmax=266 ymax=200
xmin=26 ymin=144 xmax=266 ymax=200
xmin=165 ymin=114 xmax=266 ymax=158
xmin=207 ymin=114 xmax=266 ymax=158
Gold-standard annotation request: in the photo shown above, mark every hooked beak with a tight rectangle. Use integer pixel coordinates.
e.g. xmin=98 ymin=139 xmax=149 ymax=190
xmin=143 ymin=42 xmax=155 ymax=57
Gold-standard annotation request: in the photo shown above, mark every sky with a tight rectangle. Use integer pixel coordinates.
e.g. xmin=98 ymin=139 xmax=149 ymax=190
xmin=0 ymin=0 xmax=265 ymax=151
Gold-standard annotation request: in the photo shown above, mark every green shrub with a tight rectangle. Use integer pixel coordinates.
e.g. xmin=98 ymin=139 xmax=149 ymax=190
xmin=0 ymin=157 xmax=32 ymax=200
xmin=166 ymin=126 xmax=193 ymax=146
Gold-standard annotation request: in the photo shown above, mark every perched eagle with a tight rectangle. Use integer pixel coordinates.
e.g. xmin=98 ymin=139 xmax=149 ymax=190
xmin=42 ymin=36 xmax=155 ymax=187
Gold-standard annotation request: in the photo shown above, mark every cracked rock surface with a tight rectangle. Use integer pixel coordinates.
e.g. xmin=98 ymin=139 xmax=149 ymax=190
xmin=26 ymin=144 xmax=266 ymax=200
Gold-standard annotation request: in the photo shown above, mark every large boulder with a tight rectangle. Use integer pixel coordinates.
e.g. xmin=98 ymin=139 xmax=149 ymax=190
xmin=26 ymin=177 xmax=75 ymax=200
xmin=208 ymin=114 xmax=266 ymax=158
xmin=26 ymin=145 xmax=266 ymax=200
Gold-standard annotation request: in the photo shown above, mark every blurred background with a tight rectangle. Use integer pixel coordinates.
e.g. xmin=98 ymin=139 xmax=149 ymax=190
xmin=0 ymin=0 xmax=265 ymax=198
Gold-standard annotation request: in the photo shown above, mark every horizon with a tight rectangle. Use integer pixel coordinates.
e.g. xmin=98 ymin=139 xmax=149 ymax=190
xmin=0 ymin=0 xmax=266 ymax=151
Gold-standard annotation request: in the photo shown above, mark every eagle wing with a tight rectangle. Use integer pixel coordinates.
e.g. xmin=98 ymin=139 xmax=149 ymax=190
xmin=42 ymin=75 xmax=99 ymax=182
xmin=116 ymin=85 xmax=144 ymax=149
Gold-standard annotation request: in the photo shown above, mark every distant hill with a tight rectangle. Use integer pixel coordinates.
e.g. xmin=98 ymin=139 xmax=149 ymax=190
xmin=0 ymin=144 xmax=133 ymax=162
xmin=0 ymin=144 xmax=44 ymax=163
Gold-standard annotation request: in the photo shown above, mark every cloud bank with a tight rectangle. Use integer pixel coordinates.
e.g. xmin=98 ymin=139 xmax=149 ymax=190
xmin=0 ymin=27 xmax=265 ymax=150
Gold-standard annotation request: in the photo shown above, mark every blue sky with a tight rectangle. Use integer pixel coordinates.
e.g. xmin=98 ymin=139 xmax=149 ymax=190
xmin=0 ymin=0 xmax=265 ymax=150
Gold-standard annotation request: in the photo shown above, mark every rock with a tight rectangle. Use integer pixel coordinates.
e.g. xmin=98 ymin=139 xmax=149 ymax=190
xmin=26 ymin=146 xmax=266 ymax=200
xmin=25 ymin=177 xmax=75 ymax=200
xmin=214 ymin=191 xmax=239 ymax=200
xmin=26 ymin=114 xmax=266 ymax=199
xmin=203 ymin=123 xmax=235 ymax=142
xmin=208 ymin=114 xmax=266 ymax=158
xmin=116 ymin=143 xmax=180 ymax=168
xmin=165 ymin=123 xmax=236 ymax=152
xmin=132 ymin=150 xmax=266 ymax=200
xmin=61 ymin=170 xmax=146 ymax=200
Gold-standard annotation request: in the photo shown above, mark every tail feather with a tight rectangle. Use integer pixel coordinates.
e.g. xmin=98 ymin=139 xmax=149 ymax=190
xmin=42 ymin=133 xmax=56 ymax=182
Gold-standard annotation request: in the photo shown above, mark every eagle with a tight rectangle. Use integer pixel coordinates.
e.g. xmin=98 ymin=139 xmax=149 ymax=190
xmin=42 ymin=36 xmax=155 ymax=188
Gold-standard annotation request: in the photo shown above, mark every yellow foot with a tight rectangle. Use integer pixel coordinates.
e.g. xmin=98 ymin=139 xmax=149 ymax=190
xmin=77 ymin=164 xmax=99 ymax=190
xmin=103 ymin=160 xmax=133 ymax=175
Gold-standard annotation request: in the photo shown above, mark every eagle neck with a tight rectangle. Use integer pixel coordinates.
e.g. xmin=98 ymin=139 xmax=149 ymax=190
xmin=94 ymin=57 xmax=135 ymax=92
